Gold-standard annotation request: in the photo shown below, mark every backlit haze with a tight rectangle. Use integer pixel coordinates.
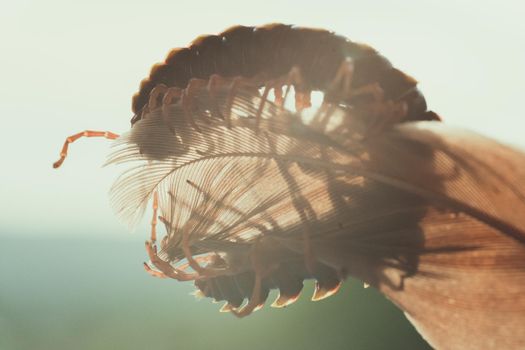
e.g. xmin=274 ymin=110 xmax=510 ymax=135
xmin=1 ymin=0 xmax=523 ymax=239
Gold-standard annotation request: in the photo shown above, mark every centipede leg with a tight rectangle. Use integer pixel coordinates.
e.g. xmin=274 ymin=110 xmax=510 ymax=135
xmin=224 ymin=77 xmax=245 ymax=127
xmin=326 ymin=62 xmax=398 ymax=136
xmin=143 ymin=217 xmax=161 ymax=279
xmin=207 ymin=74 xmax=228 ymax=120
xmin=144 ymin=240 xmax=198 ymax=281
xmin=273 ymin=85 xmax=284 ymax=106
xmin=161 ymin=87 xmax=183 ymax=134
xmin=150 ymin=191 xmax=159 ymax=243
xmin=309 ymin=59 xmax=355 ymax=126
xmin=208 ymin=74 xmax=262 ymax=124
xmin=231 ymin=243 xmax=274 ymax=318
xmin=182 ymin=78 xmax=209 ymax=132
xmin=181 ymin=226 xmax=231 ymax=278
xmin=139 ymin=83 xmax=167 ymax=131
xmin=144 ymin=190 xmax=199 ymax=281
xmin=143 ymin=261 xmax=167 ymax=279
xmin=349 ymin=82 xmax=384 ymax=102
xmin=306 ymin=59 xmax=353 ymax=129
xmin=231 ymin=273 xmax=263 ymax=317
xmin=52 ymin=130 xmax=120 ymax=168
xmin=148 ymin=84 xmax=169 ymax=112
xmin=346 ymin=83 xmax=411 ymax=137
xmin=326 ymin=58 xmax=354 ymax=101
xmin=255 ymin=85 xmax=271 ymax=130
xmin=302 ymin=226 xmax=317 ymax=276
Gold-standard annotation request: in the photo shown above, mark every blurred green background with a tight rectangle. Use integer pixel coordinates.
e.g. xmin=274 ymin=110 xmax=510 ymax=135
xmin=0 ymin=235 xmax=431 ymax=350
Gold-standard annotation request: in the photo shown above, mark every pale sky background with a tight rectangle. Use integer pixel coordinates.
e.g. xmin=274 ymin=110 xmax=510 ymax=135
xmin=1 ymin=0 xmax=524 ymax=239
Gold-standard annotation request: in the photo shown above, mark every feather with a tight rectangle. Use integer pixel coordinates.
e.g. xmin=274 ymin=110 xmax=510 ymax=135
xmin=106 ymin=84 xmax=525 ymax=349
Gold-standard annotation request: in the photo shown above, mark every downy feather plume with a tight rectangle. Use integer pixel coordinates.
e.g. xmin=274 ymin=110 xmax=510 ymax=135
xmin=106 ymin=84 xmax=525 ymax=350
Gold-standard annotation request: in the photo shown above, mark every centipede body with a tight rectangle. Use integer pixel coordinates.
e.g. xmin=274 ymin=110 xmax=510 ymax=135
xmin=132 ymin=24 xmax=439 ymax=125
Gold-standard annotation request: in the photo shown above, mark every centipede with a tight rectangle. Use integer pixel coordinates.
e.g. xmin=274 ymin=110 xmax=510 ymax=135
xmin=51 ymin=23 xmax=525 ymax=350
xmin=131 ymin=23 xmax=440 ymax=125
xmin=53 ymin=24 xmax=442 ymax=317
xmin=54 ymin=23 xmax=440 ymax=168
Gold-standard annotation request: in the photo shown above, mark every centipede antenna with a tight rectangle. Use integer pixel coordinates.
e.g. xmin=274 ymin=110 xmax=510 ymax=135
xmin=52 ymin=130 xmax=120 ymax=168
